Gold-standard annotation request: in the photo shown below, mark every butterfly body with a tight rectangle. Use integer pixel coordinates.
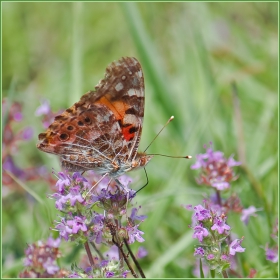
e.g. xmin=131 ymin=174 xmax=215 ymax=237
xmin=37 ymin=57 xmax=153 ymax=178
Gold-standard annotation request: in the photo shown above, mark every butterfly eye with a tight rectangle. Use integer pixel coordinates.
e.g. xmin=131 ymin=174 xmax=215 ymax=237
xmin=67 ymin=126 xmax=74 ymax=131
xmin=59 ymin=133 xmax=69 ymax=141
xmin=84 ymin=117 xmax=91 ymax=124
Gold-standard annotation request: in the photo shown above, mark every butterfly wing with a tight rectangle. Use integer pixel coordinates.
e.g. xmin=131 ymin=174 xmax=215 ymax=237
xmin=37 ymin=57 xmax=145 ymax=173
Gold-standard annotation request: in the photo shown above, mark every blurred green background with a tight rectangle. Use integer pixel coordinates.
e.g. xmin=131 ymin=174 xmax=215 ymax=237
xmin=2 ymin=2 xmax=278 ymax=278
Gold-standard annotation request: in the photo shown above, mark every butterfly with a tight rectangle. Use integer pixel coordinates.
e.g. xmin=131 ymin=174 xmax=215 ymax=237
xmin=37 ymin=57 xmax=153 ymax=180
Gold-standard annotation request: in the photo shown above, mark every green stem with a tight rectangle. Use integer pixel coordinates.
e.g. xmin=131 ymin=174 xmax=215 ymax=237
xmin=84 ymin=242 xmax=95 ymax=268
xmin=124 ymin=238 xmax=146 ymax=278
xmin=222 ymin=270 xmax=229 ymax=278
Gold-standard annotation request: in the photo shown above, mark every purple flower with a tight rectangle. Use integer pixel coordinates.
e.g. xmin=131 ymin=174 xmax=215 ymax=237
xmin=117 ymin=174 xmax=133 ymax=186
xmin=193 ymin=225 xmax=209 ymax=242
xmin=265 ymin=247 xmax=278 ymax=263
xmin=211 ymin=180 xmax=230 ymax=191
xmin=194 ymin=247 xmax=205 ymax=257
xmin=55 ymin=219 xmax=73 ymax=241
xmin=136 ymin=246 xmax=148 ymax=258
xmin=105 ymin=245 xmax=119 ymax=261
xmin=35 ymin=99 xmax=51 ymax=116
xmin=92 ymin=214 xmax=105 ymax=244
xmin=55 ymin=172 xmax=71 ymax=193
xmin=13 ymin=112 xmax=23 ymax=122
xmin=130 ymin=207 xmax=147 ymax=222
xmin=67 ymin=186 xmax=84 ymax=206
xmin=193 ymin=205 xmax=211 ymax=221
xmin=21 ymin=127 xmax=34 ymax=140
xmin=190 ymin=143 xmax=241 ymax=190
xmin=184 ymin=204 xmax=193 ymax=211
xmin=46 ymin=237 xmax=61 ymax=248
xmin=127 ymin=225 xmax=145 ymax=244
xmin=100 ymin=260 xmax=109 ymax=267
xmin=221 ymin=254 xmax=229 ymax=261
xmin=207 ymin=254 xmax=215 ymax=260
xmin=3 ymin=156 xmax=25 ymax=179
xmin=43 ymin=259 xmax=59 ymax=275
xmin=229 ymin=238 xmax=245 ymax=255
xmin=191 ymin=153 xmax=209 ymax=169
xmin=72 ymin=172 xmax=90 ymax=189
xmin=67 ymin=216 xmax=87 ymax=234
xmin=227 ymin=155 xmax=241 ymax=167
xmin=241 ymin=206 xmax=260 ymax=225
xmin=122 ymin=270 xmax=130 ymax=278
xmin=68 ymin=272 xmax=82 ymax=278
xmin=105 ymin=271 xmax=114 ymax=278
xmin=53 ymin=193 xmax=69 ymax=210
xmin=211 ymin=216 xmax=230 ymax=234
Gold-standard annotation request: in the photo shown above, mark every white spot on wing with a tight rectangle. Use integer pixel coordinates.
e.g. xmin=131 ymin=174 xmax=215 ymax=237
xmin=115 ymin=82 xmax=124 ymax=91
xmin=127 ymin=88 xmax=136 ymax=96
xmin=123 ymin=114 xmax=138 ymax=125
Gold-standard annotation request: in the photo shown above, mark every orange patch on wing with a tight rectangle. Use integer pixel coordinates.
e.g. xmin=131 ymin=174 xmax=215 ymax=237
xmin=96 ymin=95 xmax=129 ymax=121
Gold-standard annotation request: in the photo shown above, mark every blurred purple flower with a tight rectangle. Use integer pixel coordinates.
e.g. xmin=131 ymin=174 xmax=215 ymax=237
xmin=21 ymin=127 xmax=34 ymax=141
xmin=206 ymin=254 xmax=215 ymax=260
xmin=105 ymin=271 xmax=114 ymax=278
xmin=35 ymin=99 xmax=51 ymax=116
xmin=136 ymin=246 xmax=148 ymax=259
xmin=130 ymin=207 xmax=147 ymax=222
xmin=46 ymin=237 xmax=61 ymax=248
xmin=13 ymin=112 xmax=23 ymax=122
xmin=122 ymin=270 xmax=130 ymax=278
xmin=3 ymin=156 xmax=26 ymax=179
xmin=220 ymin=254 xmax=229 ymax=261
xmin=43 ymin=259 xmax=59 ymax=275
xmin=229 ymin=238 xmax=245 ymax=255
xmin=104 ymin=245 xmax=119 ymax=261
xmin=241 ymin=206 xmax=261 ymax=225
xmin=191 ymin=143 xmax=241 ymax=190
xmin=184 ymin=204 xmax=193 ymax=211
xmin=265 ymin=246 xmax=278 ymax=263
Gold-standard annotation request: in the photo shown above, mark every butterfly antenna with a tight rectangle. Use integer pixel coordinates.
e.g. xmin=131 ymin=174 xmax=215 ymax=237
xmin=144 ymin=116 xmax=192 ymax=159
xmin=143 ymin=116 xmax=175 ymax=153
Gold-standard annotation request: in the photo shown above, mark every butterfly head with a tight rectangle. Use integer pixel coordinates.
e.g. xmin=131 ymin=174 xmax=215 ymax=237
xmin=131 ymin=153 xmax=153 ymax=170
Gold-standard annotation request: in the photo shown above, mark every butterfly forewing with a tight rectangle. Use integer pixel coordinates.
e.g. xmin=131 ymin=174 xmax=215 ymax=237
xmin=37 ymin=57 xmax=146 ymax=175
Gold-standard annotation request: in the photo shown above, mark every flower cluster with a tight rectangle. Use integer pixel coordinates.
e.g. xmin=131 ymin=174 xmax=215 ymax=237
xmin=188 ymin=203 xmax=245 ymax=274
xmin=264 ymin=218 xmax=278 ymax=263
xmin=2 ymin=99 xmax=56 ymax=190
xmin=191 ymin=143 xmax=241 ymax=191
xmin=51 ymin=171 xmax=146 ymax=247
xmin=48 ymin=170 xmax=147 ymax=277
xmin=19 ymin=237 xmax=68 ymax=278
xmin=68 ymin=256 xmax=130 ymax=278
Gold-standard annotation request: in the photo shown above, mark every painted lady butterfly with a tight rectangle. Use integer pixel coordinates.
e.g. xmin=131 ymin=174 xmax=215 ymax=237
xmin=37 ymin=57 xmax=153 ymax=179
